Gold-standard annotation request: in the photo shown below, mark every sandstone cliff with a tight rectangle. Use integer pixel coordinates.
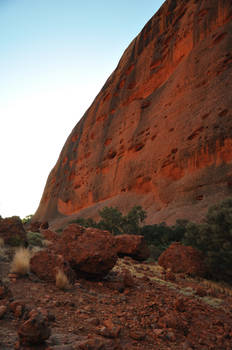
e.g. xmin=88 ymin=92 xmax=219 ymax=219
xmin=34 ymin=0 xmax=232 ymax=225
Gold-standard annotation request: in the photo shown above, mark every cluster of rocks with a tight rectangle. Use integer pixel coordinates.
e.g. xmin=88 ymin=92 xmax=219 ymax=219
xmin=30 ymin=223 xmax=150 ymax=283
xmin=26 ymin=220 xmax=49 ymax=233
xmin=0 ymin=216 xmax=212 ymax=349
xmin=1 ymin=259 xmax=232 ymax=350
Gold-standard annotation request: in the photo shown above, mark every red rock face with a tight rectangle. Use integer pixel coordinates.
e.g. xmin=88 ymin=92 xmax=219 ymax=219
xmin=34 ymin=0 xmax=232 ymax=225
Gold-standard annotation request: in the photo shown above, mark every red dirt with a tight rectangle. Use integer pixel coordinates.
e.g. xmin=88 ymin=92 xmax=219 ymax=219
xmin=1 ymin=250 xmax=232 ymax=349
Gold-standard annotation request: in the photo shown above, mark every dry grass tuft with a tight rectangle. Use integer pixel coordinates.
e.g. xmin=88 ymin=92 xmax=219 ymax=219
xmin=0 ymin=238 xmax=6 ymax=261
xmin=42 ymin=239 xmax=52 ymax=247
xmin=202 ymin=279 xmax=232 ymax=297
xmin=11 ymin=247 xmax=31 ymax=275
xmin=0 ymin=237 xmax=4 ymax=247
xmin=55 ymin=269 xmax=70 ymax=290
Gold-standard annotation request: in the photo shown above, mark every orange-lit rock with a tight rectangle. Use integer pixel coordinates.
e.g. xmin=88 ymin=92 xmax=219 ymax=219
xmin=34 ymin=0 xmax=232 ymax=225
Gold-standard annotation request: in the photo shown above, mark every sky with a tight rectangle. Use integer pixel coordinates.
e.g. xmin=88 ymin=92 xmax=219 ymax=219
xmin=0 ymin=0 xmax=165 ymax=219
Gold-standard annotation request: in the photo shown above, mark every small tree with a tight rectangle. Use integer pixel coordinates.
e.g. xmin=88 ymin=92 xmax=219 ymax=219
xmin=98 ymin=207 xmax=124 ymax=235
xmin=123 ymin=206 xmax=147 ymax=234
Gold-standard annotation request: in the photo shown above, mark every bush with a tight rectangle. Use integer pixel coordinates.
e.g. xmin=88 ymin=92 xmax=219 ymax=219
xmin=147 ymin=244 xmax=165 ymax=261
xmin=140 ymin=221 xmax=187 ymax=259
xmin=26 ymin=231 xmax=43 ymax=247
xmin=183 ymin=198 xmax=232 ymax=281
xmin=11 ymin=247 xmax=31 ymax=275
xmin=122 ymin=206 xmax=147 ymax=234
xmin=21 ymin=214 xmax=33 ymax=225
xmin=97 ymin=207 xmax=124 ymax=235
xmin=7 ymin=234 xmax=24 ymax=247
xmin=0 ymin=244 xmax=8 ymax=262
xmin=70 ymin=217 xmax=97 ymax=228
xmin=71 ymin=206 xmax=147 ymax=236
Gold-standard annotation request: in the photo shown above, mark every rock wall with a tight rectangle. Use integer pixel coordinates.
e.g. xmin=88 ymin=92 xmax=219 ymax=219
xmin=34 ymin=0 xmax=232 ymax=225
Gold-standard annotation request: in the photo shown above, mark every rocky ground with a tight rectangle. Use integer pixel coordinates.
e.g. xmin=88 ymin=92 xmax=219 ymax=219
xmin=1 ymin=246 xmax=232 ymax=350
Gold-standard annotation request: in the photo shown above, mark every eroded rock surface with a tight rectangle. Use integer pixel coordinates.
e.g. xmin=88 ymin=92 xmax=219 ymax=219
xmin=34 ymin=0 xmax=232 ymax=225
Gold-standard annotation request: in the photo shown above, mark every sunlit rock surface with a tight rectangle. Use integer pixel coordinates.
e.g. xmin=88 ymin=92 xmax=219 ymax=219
xmin=34 ymin=0 xmax=232 ymax=225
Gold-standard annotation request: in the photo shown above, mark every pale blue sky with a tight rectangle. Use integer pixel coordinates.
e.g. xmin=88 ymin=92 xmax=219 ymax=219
xmin=0 ymin=0 xmax=165 ymax=218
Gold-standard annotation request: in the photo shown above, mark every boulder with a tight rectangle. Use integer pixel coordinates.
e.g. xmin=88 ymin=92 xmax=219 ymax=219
xmin=56 ymin=224 xmax=118 ymax=278
xmin=158 ymin=242 xmax=206 ymax=277
xmin=30 ymin=250 xmax=75 ymax=283
xmin=0 ymin=279 xmax=12 ymax=299
xmin=17 ymin=309 xmax=51 ymax=345
xmin=26 ymin=221 xmax=41 ymax=232
xmin=0 ymin=216 xmax=27 ymax=246
xmin=115 ymin=234 xmax=149 ymax=261
xmin=41 ymin=229 xmax=59 ymax=242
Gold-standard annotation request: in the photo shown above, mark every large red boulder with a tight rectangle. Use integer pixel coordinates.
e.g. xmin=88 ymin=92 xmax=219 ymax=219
xmin=30 ymin=250 xmax=75 ymax=283
xmin=56 ymin=224 xmax=118 ymax=278
xmin=115 ymin=234 xmax=149 ymax=261
xmin=158 ymin=242 xmax=206 ymax=277
xmin=0 ymin=216 xmax=27 ymax=246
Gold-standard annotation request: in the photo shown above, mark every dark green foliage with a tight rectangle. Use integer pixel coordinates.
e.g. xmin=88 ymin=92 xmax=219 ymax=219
xmin=122 ymin=206 xmax=147 ymax=234
xmin=97 ymin=205 xmax=146 ymax=235
xmin=71 ymin=217 xmax=98 ymax=228
xmin=7 ymin=234 xmax=23 ymax=247
xmin=70 ymin=206 xmax=147 ymax=236
xmin=141 ymin=220 xmax=187 ymax=258
xmin=21 ymin=214 xmax=33 ymax=224
xmin=97 ymin=207 xmax=124 ymax=235
xmin=183 ymin=198 xmax=232 ymax=281
xmin=26 ymin=231 xmax=43 ymax=247
xmin=147 ymin=244 xmax=165 ymax=261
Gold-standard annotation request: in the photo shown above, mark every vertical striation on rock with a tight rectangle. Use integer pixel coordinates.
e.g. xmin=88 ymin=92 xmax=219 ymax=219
xmin=34 ymin=0 xmax=232 ymax=225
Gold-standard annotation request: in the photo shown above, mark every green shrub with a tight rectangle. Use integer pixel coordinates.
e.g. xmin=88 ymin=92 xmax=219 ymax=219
xmin=26 ymin=231 xmax=43 ymax=247
xmin=70 ymin=217 xmax=97 ymax=228
xmin=21 ymin=214 xmax=33 ymax=225
xmin=122 ymin=206 xmax=147 ymax=234
xmin=147 ymin=244 xmax=166 ymax=261
xmin=183 ymin=198 xmax=232 ymax=281
xmin=97 ymin=207 xmax=124 ymax=235
xmin=7 ymin=235 xmax=24 ymax=247
xmin=70 ymin=206 xmax=147 ymax=236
